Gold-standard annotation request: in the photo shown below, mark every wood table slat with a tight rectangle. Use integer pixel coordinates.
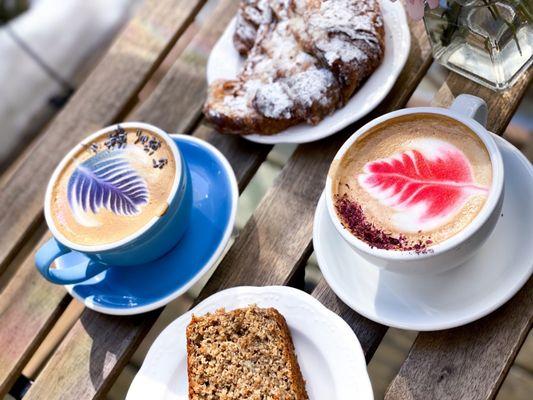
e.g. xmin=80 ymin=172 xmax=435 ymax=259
xmin=16 ymin=1 xmax=270 ymax=398
xmin=311 ymin=278 xmax=388 ymax=362
xmin=385 ymin=279 xmax=532 ymax=400
xmin=22 ymin=310 xmax=157 ymax=400
xmin=132 ymin=1 xmax=239 ymax=133
xmin=0 ymin=235 xmax=68 ymax=397
xmin=0 ymin=0 xmax=207 ymax=275
xmin=0 ymin=0 xmax=222 ymax=394
xmin=23 ymin=18 xmax=432 ymax=400
xmin=252 ymin=17 xmax=432 ymax=364
xmin=385 ymin=68 xmax=533 ymax=400
xmin=194 ymin=123 xmax=272 ymax=192
xmin=432 ymin=69 xmax=533 ymax=134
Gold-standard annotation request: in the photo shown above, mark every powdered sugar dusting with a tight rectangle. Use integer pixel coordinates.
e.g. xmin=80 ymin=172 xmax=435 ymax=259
xmin=309 ymin=1 xmax=382 ymax=41
xmin=320 ymin=36 xmax=368 ymax=64
xmin=288 ymin=69 xmax=337 ymax=107
xmin=228 ymin=8 xmax=341 ymax=121
xmin=204 ymin=0 xmax=384 ymax=134
xmin=254 ymin=82 xmax=294 ymax=118
xmin=305 ymin=0 xmax=383 ymax=67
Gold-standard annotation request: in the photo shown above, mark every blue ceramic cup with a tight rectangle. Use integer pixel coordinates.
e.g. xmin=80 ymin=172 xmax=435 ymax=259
xmin=35 ymin=123 xmax=192 ymax=284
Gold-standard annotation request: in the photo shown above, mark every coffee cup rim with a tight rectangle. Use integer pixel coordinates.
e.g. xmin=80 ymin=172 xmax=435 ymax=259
xmin=43 ymin=122 xmax=183 ymax=253
xmin=325 ymin=107 xmax=504 ymax=261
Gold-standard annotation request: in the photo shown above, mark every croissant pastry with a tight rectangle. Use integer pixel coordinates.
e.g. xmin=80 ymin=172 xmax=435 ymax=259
xmin=204 ymin=0 xmax=385 ymax=135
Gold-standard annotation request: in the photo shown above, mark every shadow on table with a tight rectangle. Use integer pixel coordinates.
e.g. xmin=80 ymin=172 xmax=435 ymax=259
xmin=80 ymin=307 xmax=158 ymax=393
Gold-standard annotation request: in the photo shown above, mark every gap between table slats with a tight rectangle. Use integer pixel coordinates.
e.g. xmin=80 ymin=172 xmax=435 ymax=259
xmin=0 ymin=0 xmax=207 ymax=276
xmin=21 ymin=16 xmax=432 ymax=400
xmin=0 ymin=0 xmax=210 ymax=396
xmin=384 ymin=69 xmax=533 ymax=400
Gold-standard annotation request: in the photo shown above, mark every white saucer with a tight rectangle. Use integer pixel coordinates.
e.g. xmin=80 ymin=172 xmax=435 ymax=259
xmin=313 ymin=135 xmax=533 ymax=331
xmin=127 ymin=286 xmax=373 ymax=400
xmin=206 ymin=0 xmax=410 ymax=144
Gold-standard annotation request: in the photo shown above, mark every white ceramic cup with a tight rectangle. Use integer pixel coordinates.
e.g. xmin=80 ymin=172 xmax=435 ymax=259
xmin=325 ymin=94 xmax=504 ymax=275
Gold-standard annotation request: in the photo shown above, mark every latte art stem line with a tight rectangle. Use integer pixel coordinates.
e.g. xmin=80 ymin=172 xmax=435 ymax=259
xmin=359 ymin=172 xmax=489 ymax=194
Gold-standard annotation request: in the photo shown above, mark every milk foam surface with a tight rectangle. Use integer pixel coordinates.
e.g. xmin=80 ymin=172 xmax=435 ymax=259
xmin=332 ymin=114 xmax=492 ymax=247
xmin=50 ymin=127 xmax=176 ymax=246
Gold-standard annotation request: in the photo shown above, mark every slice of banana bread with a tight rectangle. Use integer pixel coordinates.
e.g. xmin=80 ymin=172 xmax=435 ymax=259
xmin=186 ymin=305 xmax=308 ymax=400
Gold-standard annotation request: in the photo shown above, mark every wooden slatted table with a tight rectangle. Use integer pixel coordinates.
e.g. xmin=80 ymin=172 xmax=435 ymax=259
xmin=0 ymin=0 xmax=531 ymax=399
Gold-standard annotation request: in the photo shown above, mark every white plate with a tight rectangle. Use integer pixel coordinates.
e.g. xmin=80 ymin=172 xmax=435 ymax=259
xmin=313 ymin=135 xmax=533 ymax=331
xmin=206 ymin=0 xmax=410 ymax=144
xmin=127 ymin=286 xmax=373 ymax=400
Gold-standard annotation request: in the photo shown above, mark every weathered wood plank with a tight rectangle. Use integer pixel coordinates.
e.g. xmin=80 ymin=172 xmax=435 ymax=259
xmin=241 ymin=17 xmax=432 ymax=362
xmin=311 ymin=278 xmax=388 ymax=362
xmin=0 ymin=0 xmax=210 ymax=395
xmin=132 ymin=1 xmax=239 ymax=134
xmin=22 ymin=300 xmax=85 ymax=380
xmin=0 ymin=0 xmax=207 ymax=275
xmin=23 ymin=18 xmax=432 ymax=400
xmin=385 ymin=278 xmax=532 ymax=400
xmin=432 ymin=69 xmax=533 ymax=134
xmin=23 ymin=310 xmax=157 ymax=400
xmin=18 ymin=1 xmax=270 ymax=399
xmin=385 ymin=69 xmax=533 ymax=400
xmin=194 ymin=123 xmax=271 ymax=192
xmin=0 ymin=236 xmax=69 ymax=397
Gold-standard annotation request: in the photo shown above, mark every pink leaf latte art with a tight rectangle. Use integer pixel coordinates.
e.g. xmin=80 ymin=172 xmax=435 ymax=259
xmin=358 ymin=139 xmax=489 ymax=232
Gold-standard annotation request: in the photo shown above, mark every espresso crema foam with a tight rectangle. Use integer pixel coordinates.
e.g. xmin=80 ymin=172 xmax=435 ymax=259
xmin=50 ymin=126 xmax=176 ymax=246
xmin=331 ymin=114 xmax=492 ymax=251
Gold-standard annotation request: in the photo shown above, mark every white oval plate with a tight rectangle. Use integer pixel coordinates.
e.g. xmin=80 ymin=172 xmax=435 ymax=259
xmin=313 ymin=135 xmax=533 ymax=331
xmin=127 ymin=286 xmax=373 ymax=400
xmin=206 ymin=0 xmax=410 ymax=144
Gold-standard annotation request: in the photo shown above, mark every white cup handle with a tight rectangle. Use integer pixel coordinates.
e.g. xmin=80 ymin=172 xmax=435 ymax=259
xmin=449 ymin=94 xmax=488 ymax=127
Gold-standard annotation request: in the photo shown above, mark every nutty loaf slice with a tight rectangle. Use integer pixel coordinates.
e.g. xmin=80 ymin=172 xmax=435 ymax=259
xmin=186 ymin=306 xmax=309 ymax=400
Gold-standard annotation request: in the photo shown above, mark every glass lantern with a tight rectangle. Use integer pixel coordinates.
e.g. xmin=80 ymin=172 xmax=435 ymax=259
xmin=424 ymin=0 xmax=533 ymax=90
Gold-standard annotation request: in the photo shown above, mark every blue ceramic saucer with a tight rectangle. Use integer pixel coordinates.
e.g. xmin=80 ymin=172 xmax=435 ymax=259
xmin=62 ymin=135 xmax=238 ymax=315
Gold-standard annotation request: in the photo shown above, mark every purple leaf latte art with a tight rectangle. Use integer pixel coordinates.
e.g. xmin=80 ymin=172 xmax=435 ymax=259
xmin=67 ymin=150 xmax=149 ymax=217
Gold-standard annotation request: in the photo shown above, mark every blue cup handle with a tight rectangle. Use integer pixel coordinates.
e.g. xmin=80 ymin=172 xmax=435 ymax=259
xmin=35 ymin=238 xmax=110 ymax=284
